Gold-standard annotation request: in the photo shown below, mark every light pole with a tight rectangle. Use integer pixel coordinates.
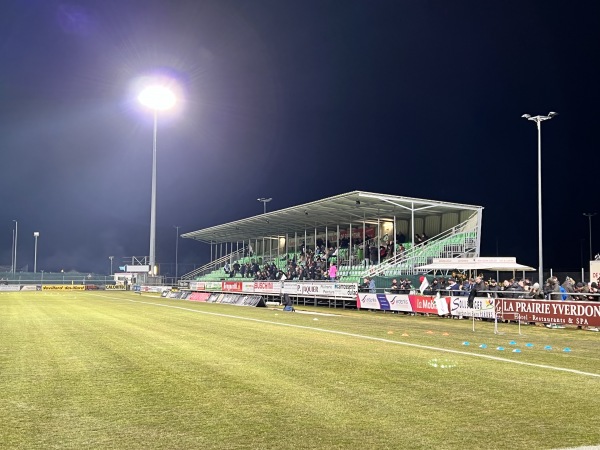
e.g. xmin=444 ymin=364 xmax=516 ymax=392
xmin=257 ymin=198 xmax=272 ymax=214
xmin=138 ymin=84 xmax=176 ymax=276
xmin=174 ymin=226 xmax=180 ymax=280
xmin=584 ymin=213 xmax=596 ymax=262
xmin=33 ymin=232 xmax=39 ymax=273
xmin=12 ymin=220 xmax=18 ymax=274
xmin=109 ymin=256 xmax=114 ymax=276
xmin=522 ymin=112 xmax=558 ymax=286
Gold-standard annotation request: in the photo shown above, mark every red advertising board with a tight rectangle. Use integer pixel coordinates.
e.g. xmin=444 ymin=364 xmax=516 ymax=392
xmin=409 ymin=295 xmax=449 ymax=315
xmin=499 ymin=299 xmax=600 ymax=327
xmin=222 ymin=281 xmax=242 ymax=292
xmin=189 ymin=292 xmax=210 ymax=302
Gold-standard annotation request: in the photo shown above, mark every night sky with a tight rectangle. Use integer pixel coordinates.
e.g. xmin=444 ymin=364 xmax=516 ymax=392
xmin=1 ymin=0 xmax=598 ymax=275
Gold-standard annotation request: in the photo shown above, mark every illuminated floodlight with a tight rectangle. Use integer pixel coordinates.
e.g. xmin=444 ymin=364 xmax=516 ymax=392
xmin=138 ymin=85 xmax=176 ymax=111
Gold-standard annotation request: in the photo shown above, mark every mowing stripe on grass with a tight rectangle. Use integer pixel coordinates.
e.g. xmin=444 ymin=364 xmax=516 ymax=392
xmin=91 ymin=293 xmax=600 ymax=379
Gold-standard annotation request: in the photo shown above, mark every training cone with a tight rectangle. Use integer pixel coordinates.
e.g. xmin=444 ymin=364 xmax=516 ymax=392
xmin=462 ymin=341 xmax=470 ymax=346
xmin=509 ymin=341 xmax=517 ymax=345
xmin=479 ymin=344 xmax=487 ymax=349
xmin=525 ymin=343 xmax=534 ymax=347
xmin=497 ymin=346 xmax=505 ymax=351
xmin=442 ymin=332 xmax=450 ymax=336
xmin=426 ymin=330 xmax=434 ymax=334
xmin=387 ymin=331 xmax=394 ymax=335
xmin=544 ymin=345 xmax=552 ymax=350
xmin=512 ymin=349 xmax=521 ymax=353
xmin=563 ymin=347 xmax=572 ymax=352
xmin=401 ymin=333 xmax=409 ymax=337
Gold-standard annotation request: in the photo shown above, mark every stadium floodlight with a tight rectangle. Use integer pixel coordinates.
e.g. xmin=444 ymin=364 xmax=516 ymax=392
xmin=12 ymin=220 xmax=18 ymax=274
xmin=33 ymin=232 xmax=40 ymax=273
xmin=138 ymin=84 xmax=177 ymax=278
xmin=522 ymin=111 xmax=558 ymax=287
xmin=257 ymin=198 xmax=272 ymax=214
xmin=583 ymin=213 xmax=597 ymax=263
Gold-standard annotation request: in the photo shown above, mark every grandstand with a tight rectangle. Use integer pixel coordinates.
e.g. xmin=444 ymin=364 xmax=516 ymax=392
xmin=181 ymin=191 xmax=483 ymax=284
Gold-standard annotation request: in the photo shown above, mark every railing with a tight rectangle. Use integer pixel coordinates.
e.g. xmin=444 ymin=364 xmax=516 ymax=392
xmin=364 ymin=214 xmax=479 ymax=277
xmin=181 ymin=248 xmax=245 ymax=280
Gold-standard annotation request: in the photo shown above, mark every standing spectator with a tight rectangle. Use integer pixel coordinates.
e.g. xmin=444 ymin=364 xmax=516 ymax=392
xmin=328 ymin=262 xmax=337 ymax=280
xmin=369 ymin=245 xmax=378 ymax=265
xmin=468 ymin=276 xmax=486 ymax=308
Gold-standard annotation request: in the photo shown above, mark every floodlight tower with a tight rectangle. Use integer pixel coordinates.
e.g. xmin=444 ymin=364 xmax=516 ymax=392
xmin=33 ymin=232 xmax=40 ymax=273
xmin=257 ymin=198 xmax=272 ymax=214
xmin=12 ymin=220 xmax=18 ymax=274
xmin=583 ymin=213 xmax=596 ymax=262
xmin=138 ymin=85 xmax=176 ymax=276
xmin=521 ymin=111 xmax=558 ymax=287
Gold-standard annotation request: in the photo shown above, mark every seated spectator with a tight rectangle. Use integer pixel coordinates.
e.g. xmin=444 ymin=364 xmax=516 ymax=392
xmin=390 ymin=279 xmax=399 ymax=293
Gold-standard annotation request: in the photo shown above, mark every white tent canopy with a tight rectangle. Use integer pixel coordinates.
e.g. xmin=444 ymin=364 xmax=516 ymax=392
xmin=418 ymin=257 xmax=534 ymax=272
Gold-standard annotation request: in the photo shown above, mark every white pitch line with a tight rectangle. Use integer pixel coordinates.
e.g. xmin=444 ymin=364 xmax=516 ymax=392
xmin=90 ymin=293 xmax=600 ymax=379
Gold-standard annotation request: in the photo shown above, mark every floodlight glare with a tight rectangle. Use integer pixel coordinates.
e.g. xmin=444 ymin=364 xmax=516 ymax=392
xmin=138 ymin=85 xmax=176 ymax=111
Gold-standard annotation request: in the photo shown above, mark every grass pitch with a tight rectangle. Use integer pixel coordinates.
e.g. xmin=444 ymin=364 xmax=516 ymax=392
xmin=1 ymin=290 xmax=599 ymax=449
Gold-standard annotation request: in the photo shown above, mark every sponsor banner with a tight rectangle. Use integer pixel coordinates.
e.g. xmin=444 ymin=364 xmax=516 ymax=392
xmin=242 ymin=282 xmax=255 ymax=293
xmin=282 ymin=281 xmax=358 ymax=298
xmin=42 ymin=285 xmax=85 ymax=291
xmin=178 ymin=280 xmax=190 ymax=289
xmin=282 ymin=282 xmax=301 ymax=295
xmin=189 ymin=292 xmax=210 ymax=302
xmin=20 ymin=285 xmax=40 ymax=291
xmin=409 ymin=295 xmax=443 ymax=314
xmin=357 ymin=293 xmax=407 ymax=311
xmin=387 ymin=294 xmax=414 ymax=312
xmin=222 ymin=281 xmax=242 ymax=293
xmin=139 ymin=285 xmax=170 ymax=293
xmin=220 ymin=294 xmax=239 ymax=304
xmin=189 ymin=281 xmax=205 ymax=291
xmin=334 ymin=283 xmax=359 ymax=296
xmin=253 ymin=281 xmax=279 ymax=294
xmin=591 ymin=260 xmax=600 ymax=284
xmin=450 ymin=296 xmax=496 ymax=319
xmin=0 ymin=284 xmax=21 ymax=292
xmin=498 ymin=299 xmax=600 ymax=327
xmin=204 ymin=281 xmax=222 ymax=291
xmin=105 ymin=284 xmax=126 ymax=290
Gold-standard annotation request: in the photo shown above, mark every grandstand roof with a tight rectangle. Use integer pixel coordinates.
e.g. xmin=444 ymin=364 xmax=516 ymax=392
xmin=181 ymin=191 xmax=483 ymax=244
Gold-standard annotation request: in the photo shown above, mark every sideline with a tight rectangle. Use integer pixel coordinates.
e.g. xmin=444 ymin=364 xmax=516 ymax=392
xmin=87 ymin=292 xmax=600 ymax=379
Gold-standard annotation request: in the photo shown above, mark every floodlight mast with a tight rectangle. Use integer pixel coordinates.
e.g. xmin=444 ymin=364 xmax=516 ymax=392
xmin=522 ymin=112 xmax=558 ymax=287
xmin=33 ymin=232 xmax=40 ymax=273
xmin=138 ymin=84 xmax=176 ymax=277
xmin=257 ymin=197 xmax=272 ymax=214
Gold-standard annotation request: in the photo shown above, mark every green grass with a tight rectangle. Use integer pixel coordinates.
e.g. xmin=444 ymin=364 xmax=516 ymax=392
xmin=1 ymin=291 xmax=599 ymax=449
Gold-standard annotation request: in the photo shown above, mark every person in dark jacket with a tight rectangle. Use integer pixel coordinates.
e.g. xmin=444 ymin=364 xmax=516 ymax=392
xmin=468 ymin=276 xmax=486 ymax=308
